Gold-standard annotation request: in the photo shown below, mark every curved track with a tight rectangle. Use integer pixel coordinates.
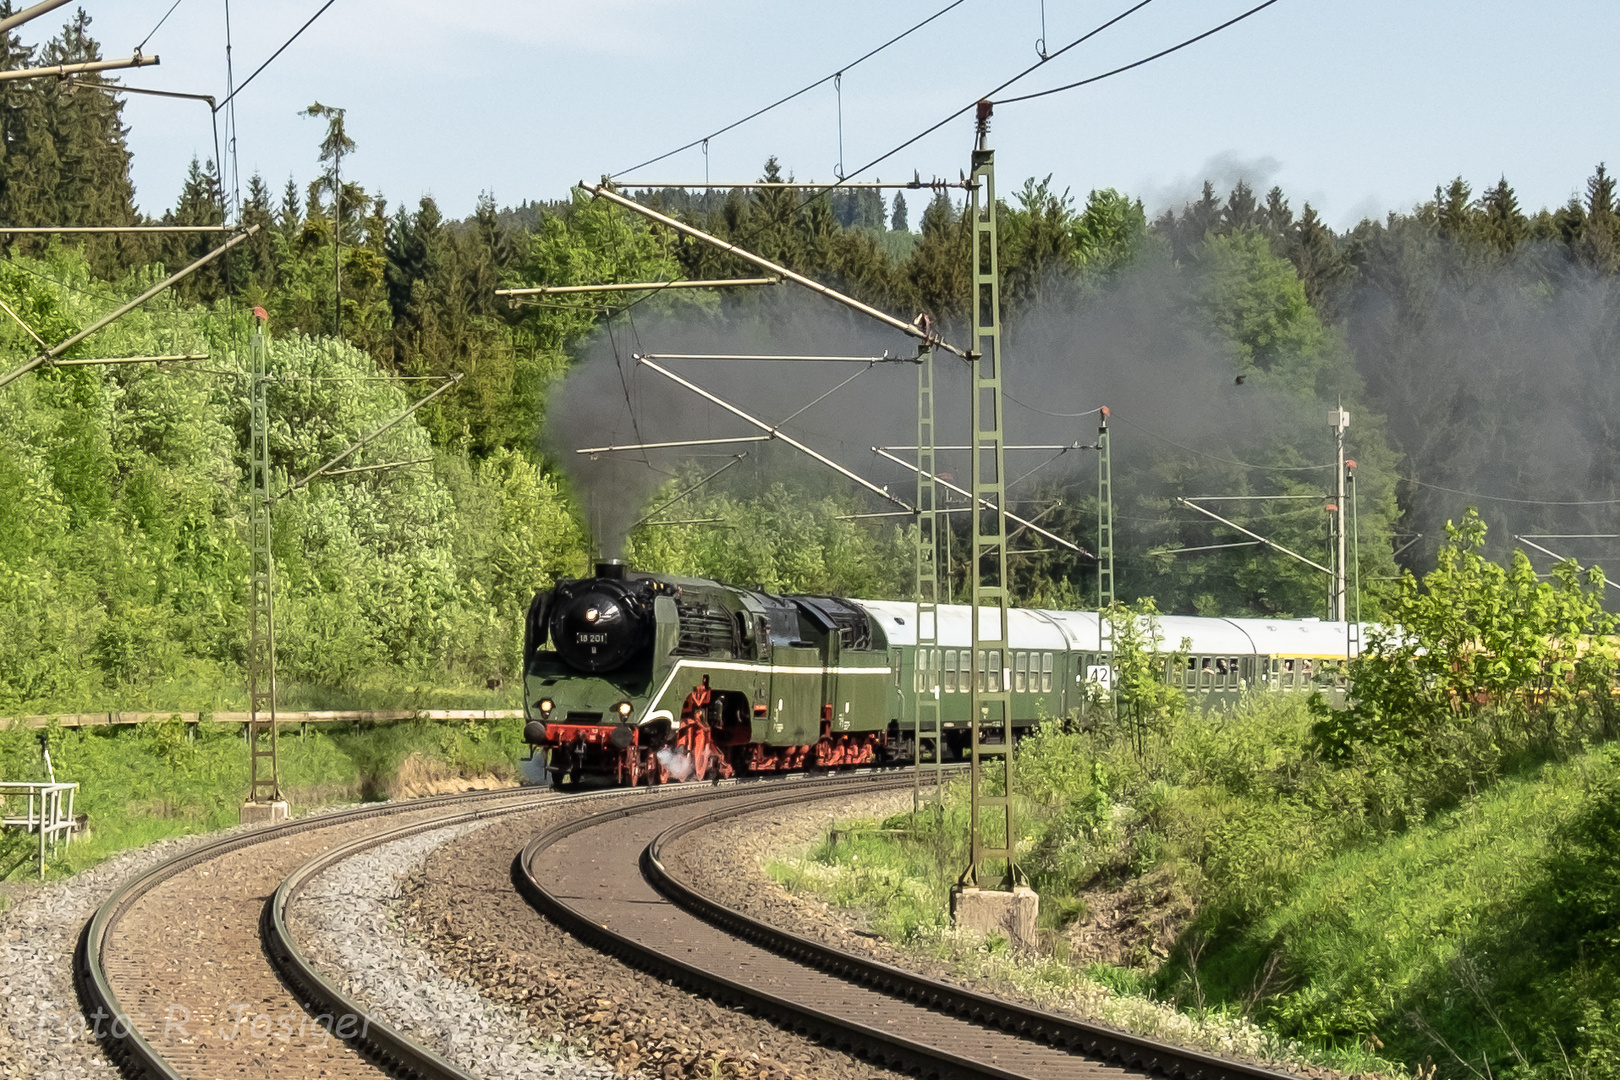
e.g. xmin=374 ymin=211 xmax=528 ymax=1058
xmin=517 ymin=777 xmax=1301 ymax=1080
xmin=77 ymin=782 xmax=631 ymax=1079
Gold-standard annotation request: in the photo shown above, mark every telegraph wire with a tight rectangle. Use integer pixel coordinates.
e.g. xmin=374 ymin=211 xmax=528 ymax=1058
xmin=584 ymin=0 xmax=1168 ymax=331
xmin=223 ymin=0 xmax=243 ymax=222
xmin=611 ymin=0 xmax=972 ymax=180
xmin=1006 ymin=393 xmax=1103 ymax=419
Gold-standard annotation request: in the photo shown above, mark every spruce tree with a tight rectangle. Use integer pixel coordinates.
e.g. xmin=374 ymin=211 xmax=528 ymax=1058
xmin=1221 ymin=180 xmax=1260 ymax=233
xmin=1434 ymin=178 xmax=1472 ymax=237
xmin=41 ymin=11 xmax=135 ymax=274
xmin=1579 ymin=163 xmax=1618 ymax=273
xmin=1288 ymin=203 xmax=1350 ymax=315
xmin=890 ymin=191 xmax=908 ymax=232
xmin=0 ymin=18 xmax=56 ymax=240
xmin=162 ymin=156 xmax=225 ymax=298
xmin=233 ymin=172 xmax=278 ymax=299
xmin=907 ymin=191 xmax=969 ymax=323
xmin=1477 ymin=177 xmax=1527 ymax=255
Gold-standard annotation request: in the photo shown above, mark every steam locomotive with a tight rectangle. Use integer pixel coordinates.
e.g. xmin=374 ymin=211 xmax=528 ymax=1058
xmin=521 ymin=560 xmax=1362 ymax=785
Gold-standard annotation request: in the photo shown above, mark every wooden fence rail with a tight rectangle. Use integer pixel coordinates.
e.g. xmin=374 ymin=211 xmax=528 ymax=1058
xmin=2 ymin=710 xmax=526 ymax=730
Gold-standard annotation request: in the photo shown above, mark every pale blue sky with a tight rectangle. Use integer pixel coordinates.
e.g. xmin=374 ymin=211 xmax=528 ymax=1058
xmin=68 ymin=1 xmax=1619 ymax=229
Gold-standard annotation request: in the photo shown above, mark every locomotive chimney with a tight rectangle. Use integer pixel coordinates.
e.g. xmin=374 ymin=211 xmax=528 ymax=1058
xmin=595 ymin=558 xmax=628 ymax=580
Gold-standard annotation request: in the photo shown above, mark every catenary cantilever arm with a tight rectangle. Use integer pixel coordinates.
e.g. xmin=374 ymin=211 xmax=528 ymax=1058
xmin=635 ymin=355 xmax=911 ymax=510
xmin=583 ymin=182 xmax=966 ymax=358
xmin=0 ymin=226 xmax=259 ymax=390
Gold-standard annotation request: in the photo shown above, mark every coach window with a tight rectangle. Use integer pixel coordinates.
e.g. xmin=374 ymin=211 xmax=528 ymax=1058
xmin=1041 ymin=652 xmax=1054 ymax=693
xmin=1014 ymin=652 xmax=1028 ymax=692
xmin=944 ymin=650 xmax=956 ymax=693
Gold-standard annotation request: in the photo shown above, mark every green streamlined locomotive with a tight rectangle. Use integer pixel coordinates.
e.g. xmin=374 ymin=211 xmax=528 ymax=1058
xmin=522 ymin=560 xmax=1364 ymax=785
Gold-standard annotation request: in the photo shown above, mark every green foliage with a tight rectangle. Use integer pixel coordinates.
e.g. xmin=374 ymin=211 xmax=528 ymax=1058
xmin=627 ymin=476 xmax=911 ymax=598
xmin=0 ymin=247 xmax=583 ymax=712
xmin=1102 ymin=597 xmax=1188 ymax=738
xmin=0 ymin=714 xmax=528 ymax=880
xmin=1314 ymin=509 xmax=1619 ymax=829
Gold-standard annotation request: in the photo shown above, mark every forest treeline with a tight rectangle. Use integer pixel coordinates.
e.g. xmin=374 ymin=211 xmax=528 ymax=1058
xmin=3 ymin=13 xmax=1620 ymax=710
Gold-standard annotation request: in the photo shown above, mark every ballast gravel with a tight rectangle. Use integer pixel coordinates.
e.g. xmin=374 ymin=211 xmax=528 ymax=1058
xmin=0 ymin=804 xmax=361 ymax=1080
xmin=292 ymin=820 xmax=616 ymax=1080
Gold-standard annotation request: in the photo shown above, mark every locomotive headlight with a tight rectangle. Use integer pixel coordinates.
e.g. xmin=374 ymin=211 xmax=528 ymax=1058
xmin=539 ymin=698 xmax=554 ymax=715
xmin=584 ymin=608 xmax=600 ymax=623
xmin=615 ymin=701 xmax=633 ymax=718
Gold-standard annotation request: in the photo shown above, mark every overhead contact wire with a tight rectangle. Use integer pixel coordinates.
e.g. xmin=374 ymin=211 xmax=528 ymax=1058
xmin=994 ymin=0 xmax=1286 ymax=104
xmin=581 ymin=0 xmax=1164 ymax=331
xmin=611 ymin=0 xmax=971 ymax=180
xmin=217 ymin=0 xmax=341 ymax=112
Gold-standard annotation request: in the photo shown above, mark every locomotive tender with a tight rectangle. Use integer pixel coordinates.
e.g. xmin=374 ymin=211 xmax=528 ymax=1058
xmin=522 ymin=560 xmax=1363 ymax=785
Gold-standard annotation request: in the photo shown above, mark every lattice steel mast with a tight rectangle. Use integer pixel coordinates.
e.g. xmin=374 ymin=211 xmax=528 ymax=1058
xmin=963 ymin=103 xmax=1018 ymax=890
xmin=913 ymin=346 xmax=942 ymax=812
xmin=246 ymin=317 xmax=281 ymax=807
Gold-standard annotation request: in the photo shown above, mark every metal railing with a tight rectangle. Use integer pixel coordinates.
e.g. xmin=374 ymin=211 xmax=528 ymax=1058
xmin=0 ymin=781 xmax=78 ymax=877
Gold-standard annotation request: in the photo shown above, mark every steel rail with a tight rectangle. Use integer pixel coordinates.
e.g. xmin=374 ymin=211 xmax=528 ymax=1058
xmin=75 ymin=784 xmax=554 ymax=1080
xmin=265 ymin=781 xmax=729 ymax=1080
xmin=79 ymin=769 xmax=894 ymax=1080
xmin=643 ymin=790 xmax=1302 ymax=1080
xmin=512 ymin=771 xmax=1032 ymax=1080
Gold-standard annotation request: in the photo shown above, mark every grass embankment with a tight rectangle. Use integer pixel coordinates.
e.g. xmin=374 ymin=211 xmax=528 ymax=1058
xmin=767 ymin=695 xmax=1620 ymax=1079
xmin=0 ymin=708 xmax=529 ymax=882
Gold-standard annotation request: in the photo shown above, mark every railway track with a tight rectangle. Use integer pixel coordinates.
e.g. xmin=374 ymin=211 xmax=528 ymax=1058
xmin=517 ymin=776 xmax=1303 ymax=1080
xmin=75 ymin=780 xmax=643 ymax=1080
xmin=74 ymin=769 xmax=913 ymax=1080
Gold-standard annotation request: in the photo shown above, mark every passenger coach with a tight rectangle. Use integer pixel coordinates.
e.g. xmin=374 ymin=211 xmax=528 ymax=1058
xmin=521 ymin=561 xmax=1367 ymax=785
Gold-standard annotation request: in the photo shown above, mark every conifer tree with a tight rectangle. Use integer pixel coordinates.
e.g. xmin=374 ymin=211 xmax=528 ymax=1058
xmin=747 ymin=157 xmax=803 ymax=269
xmin=233 ymin=172 xmax=279 ymax=299
xmin=1434 ymin=177 xmax=1472 ymax=237
xmin=302 ymin=102 xmax=354 ymax=335
xmin=890 ymin=191 xmax=908 ymax=232
xmin=1477 ymin=177 xmax=1527 ymax=255
xmin=907 ymin=191 xmax=969 ymax=323
xmin=0 ymin=17 xmax=55 ymax=240
xmin=1578 ymin=163 xmax=1618 ymax=273
xmin=1221 ymin=180 xmax=1260 ymax=233
xmin=41 ymin=11 xmax=135 ymax=274
xmin=1287 ymin=203 xmax=1350 ymax=315
xmin=161 ymin=156 xmax=225 ymax=298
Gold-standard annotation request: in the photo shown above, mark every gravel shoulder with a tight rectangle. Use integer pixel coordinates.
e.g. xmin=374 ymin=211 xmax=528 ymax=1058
xmin=291 ymin=817 xmax=617 ymax=1080
xmin=0 ymin=802 xmax=367 ymax=1080
xmin=398 ymin=798 xmax=911 ymax=1080
xmin=659 ymin=792 xmax=1361 ymax=1080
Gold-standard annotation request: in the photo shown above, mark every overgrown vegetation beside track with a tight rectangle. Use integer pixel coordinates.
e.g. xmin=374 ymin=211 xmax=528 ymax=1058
xmin=770 ymin=527 xmax=1620 ymax=1079
xmin=0 ymin=714 xmax=526 ymax=881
